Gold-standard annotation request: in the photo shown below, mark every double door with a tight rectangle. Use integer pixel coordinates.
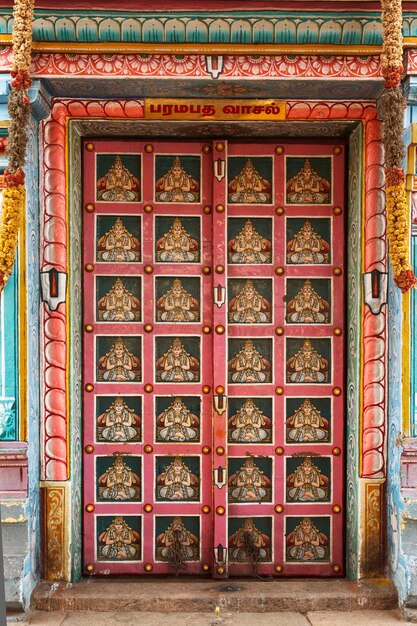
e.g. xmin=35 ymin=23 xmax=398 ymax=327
xmin=82 ymin=138 xmax=345 ymax=577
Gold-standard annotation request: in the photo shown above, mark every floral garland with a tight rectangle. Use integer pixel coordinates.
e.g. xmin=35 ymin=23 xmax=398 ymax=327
xmin=380 ymin=0 xmax=417 ymax=292
xmin=0 ymin=0 xmax=34 ymax=291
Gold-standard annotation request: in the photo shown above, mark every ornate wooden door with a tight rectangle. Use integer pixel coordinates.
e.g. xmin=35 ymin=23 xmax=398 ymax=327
xmin=82 ymin=138 xmax=345 ymax=577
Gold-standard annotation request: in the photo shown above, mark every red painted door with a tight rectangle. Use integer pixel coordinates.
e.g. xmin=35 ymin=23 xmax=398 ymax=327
xmin=82 ymin=138 xmax=345 ymax=578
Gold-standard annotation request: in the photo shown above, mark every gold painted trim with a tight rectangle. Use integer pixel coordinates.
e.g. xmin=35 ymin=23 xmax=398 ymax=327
xmin=18 ymin=191 xmax=27 ymax=441
xmin=42 ymin=482 xmax=71 ymax=581
xmin=0 ymin=35 xmax=384 ymax=56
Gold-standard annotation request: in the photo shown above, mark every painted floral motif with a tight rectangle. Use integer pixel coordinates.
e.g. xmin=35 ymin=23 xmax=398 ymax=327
xmin=228 ymin=219 xmax=271 ymax=264
xmin=97 ymin=217 xmax=140 ymax=262
xmin=97 ymin=154 xmax=140 ymax=201
xmin=97 ymin=397 xmax=141 ymax=442
xmin=98 ymin=456 xmax=140 ymax=501
xmin=98 ymin=516 xmax=140 ymax=560
xmin=286 ymin=517 xmax=329 ymax=561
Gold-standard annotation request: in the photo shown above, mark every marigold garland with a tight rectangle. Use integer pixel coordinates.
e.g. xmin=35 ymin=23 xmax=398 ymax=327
xmin=381 ymin=0 xmax=417 ymax=293
xmin=0 ymin=0 xmax=34 ymax=291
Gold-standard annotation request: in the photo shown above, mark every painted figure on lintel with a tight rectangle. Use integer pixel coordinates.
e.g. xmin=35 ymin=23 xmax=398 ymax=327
xmin=287 ymin=279 xmax=329 ymax=324
xmin=97 ymin=217 xmax=140 ymax=262
xmin=98 ymin=277 xmax=140 ymax=321
xmin=228 ymin=159 xmax=271 ymax=204
xmin=98 ymin=456 xmax=140 ymax=501
xmin=286 ymin=159 xmax=330 ymax=204
xmin=157 ymin=457 xmax=199 ymax=501
xmin=156 ymin=217 xmax=199 ymax=262
xmin=286 ymin=517 xmax=328 ymax=561
xmin=229 ymin=398 xmax=270 ymax=443
xmin=157 ymin=517 xmax=199 ymax=562
xmin=229 ymin=458 xmax=270 ymax=502
xmin=287 ymin=339 xmax=328 ymax=383
xmin=286 ymin=399 xmax=328 ymax=442
xmin=229 ymin=219 xmax=271 ymax=264
xmin=98 ymin=338 xmax=141 ymax=382
xmin=230 ymin=518 xmax=270 ymax=561
xmin=287 ymin=457 xmax=328 ymax=502
xmin=287 ymin=220 xmax=329 ymax=264
xmin=155 ymin=156 xmax=200 ymax=202
xmin=97 ymin=397 xmax=141 ymax=442
xmin=97 ymin=155 xmax=140 ymax=202
xmin=156 ymin=338 xmax=200 ymax=382
xmin=156 ymin=278 xmax=199 ymax=322
xmin=229 ymin=339 xmax=271 ymax=383
xmin=98 ymin=517 xmax=140 ymax=560
xmin=157 ymin=397 xmax=199 ymax=442
xmin=229 ymin=280 xmax=271 ymax=324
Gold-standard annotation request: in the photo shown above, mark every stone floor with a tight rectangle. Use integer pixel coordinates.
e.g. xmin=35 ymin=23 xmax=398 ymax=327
xmin=9 ymin=609 xmax=417 ymax=625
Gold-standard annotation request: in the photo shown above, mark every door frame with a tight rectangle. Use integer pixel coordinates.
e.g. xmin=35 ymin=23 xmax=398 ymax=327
xmin=39 ymin=101 xmax=386 ymax=582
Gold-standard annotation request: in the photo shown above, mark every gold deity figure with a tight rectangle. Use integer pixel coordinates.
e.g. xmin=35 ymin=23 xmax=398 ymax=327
xmin=286 ymin=399 xmax=328 ymax=442
xmin=229 ymin=339 xmax=270 ymax=383
xmin=155 ymin=156 xmax=199 ymax=202
xmin=287 ymin=517 xmax=328 ymax=561
xmin=286 ymin=159 xmax=331 ymax=204
xmin=157 ymin=397 xmax=199 ymax=442
xmin=98 ymin=277 xmax=140 ymax=321
xmin=229 ymin=219 xmax=271 ymax=264
xmin=99 ymin=456 xmax=140 ymax=501
xmin=97 ymin=155 xmax=140 ymax=202
xmin=98 ymin=397 xmax=141 ymax=442
xmin=157 ymin=457 xmax=198 ymax=500
xmin=98 ymin=516 xmax=140 ymax=560
xmin=287 ymin=457 xmax=327 ymax=502
xmin=157 ymin=517 xmax=199 ymax=562
xmin=287 ymin=279 xmax=329 ymax=324
xmin=287 ymin=220 xmax=329 ymax=264
xmin=97 ymin=217 xmax=140 ymax=262
xmin=230 ymin=517 xmax=269 ymax=561
xmin=287 ymin=339 xmax=328 ymax=383
xmin=156 ymin=338 xmax=200 ymax=382
xmin=229 ymin=458 xmax=269 ymax=502
xmin=156 ymin=278 xmax=199 ymax=322
xmin=229 ymin=280 xmax=271 ymax=324
xmin=228 ymin=159 xmax=271 ymax=204
xmin=98 ymin=337 xmax=141 ymax=382
xmin=156 ymin=217 xmax=199 ymax=262
xmin=229 ymin=398 xmax=270 ymax=443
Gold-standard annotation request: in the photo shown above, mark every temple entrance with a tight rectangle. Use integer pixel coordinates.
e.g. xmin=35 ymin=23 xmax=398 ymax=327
xmin=82 ymin=138 xmax=345 ymax=577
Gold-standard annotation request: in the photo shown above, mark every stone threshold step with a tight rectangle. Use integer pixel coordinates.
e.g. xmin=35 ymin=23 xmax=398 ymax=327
xmin=32 ymin=578 xmax=397 ymax=613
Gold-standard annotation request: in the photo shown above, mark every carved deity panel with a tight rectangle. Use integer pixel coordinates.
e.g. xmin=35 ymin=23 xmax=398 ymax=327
xmin=228 ymin=279 xmax=272 ymax=324
xmin=155 ymin=396 xmax=201 ymax=443
xmin=228 ymin=397 xmax=272 ymax=444
xmin=228 ymin=338 xmax=272 ymax=384
xmin=285 ymin=516 xmax=330 ymax=562
xmin=155 ymin=277 xmax=200 ymax=323
xmin=155 ymin=456 xmax=200 ymax=502
xmin=286 ymin=157 xmax=331 ymax=205
xmin=228 ymin=517 xmax=272 ymax=563
xmin=227 ymin=218 xmax=272 ymax=265
xmin=96 ymin=154 xmax=141 ymax=202
xmin=285 ymin=456 xmax=331 ymax=503
xmin=228 ymin=457 xmax=272 ymax=503
xmin=96 ymin=455 xmax=141 ymax=502
xmin=155 ymin=216 xmax=200 ymax=263
xmin=155 ymin=516 xmax=200 ymax=563
xmin=96 ymin=336 xmax=141 ymax=383
xmin=96 ymin=395 xmax=142 ymax=443
xmin=285 ymin=279 xmax=331 ymax=324
xmin=155 ymin=155 xmax=200 ymax=203
xmin=285 ymin=398 xmax=331 ymax=444
xmin=286 ymin=218 xmax=331 ymax=265
xmin=96 ymin=276 xmax=141 ymax=322
xmin=97 ymin=515 xmax=141 ymax=561
xmin=227 ymin=156 xmax=272 ymax=204
xmin=96 ymin=216 xmax=141 ymax=263
xmin=286 ymin=338 xmax=331 ymax=384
